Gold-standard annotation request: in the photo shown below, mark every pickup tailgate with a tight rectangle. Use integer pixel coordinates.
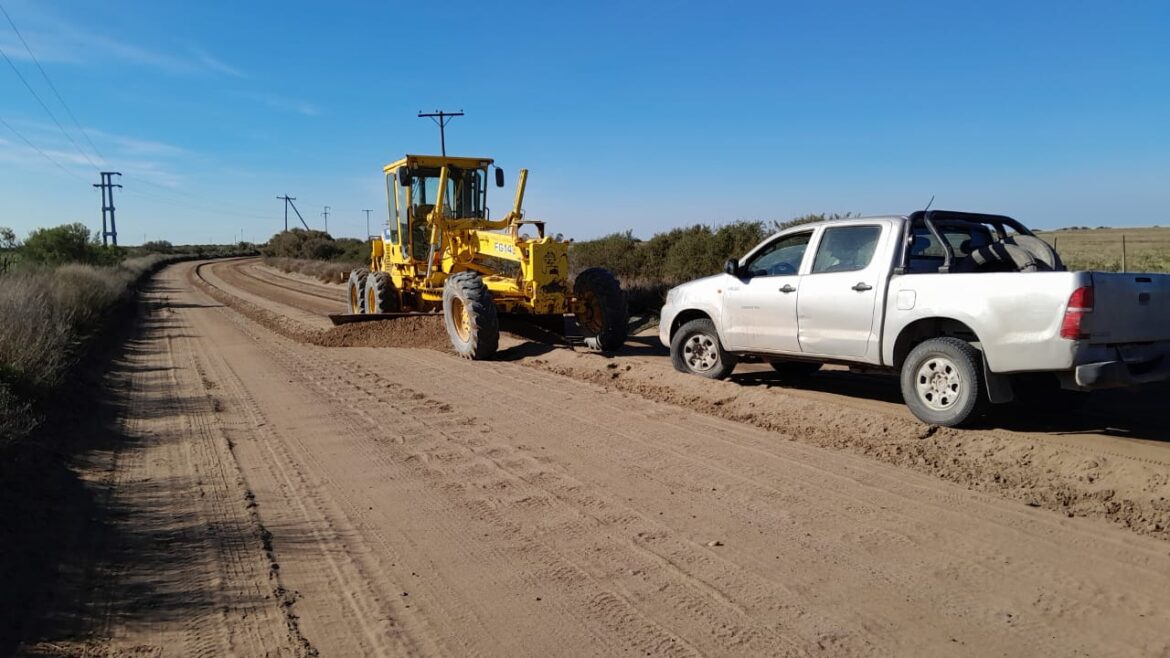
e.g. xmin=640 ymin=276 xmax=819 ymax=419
xmin=1086 ymin=272 xmax=1170 ymax=344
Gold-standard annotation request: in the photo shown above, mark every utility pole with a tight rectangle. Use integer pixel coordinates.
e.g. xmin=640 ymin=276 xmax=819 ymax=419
xmin=418 ymin=109 xmax=463 ymax=156
xmin=363 ymin=209 xmax=373 ymax=238
xmin=276 ymin=195 xmax=295 ymax=231
xmin=322 ymin=206 xmax=330 ymax=234
xmin=93 ymin=171 xmax=123 ymax=246
xmin=277 ymin=195 xmax=309 ymax=230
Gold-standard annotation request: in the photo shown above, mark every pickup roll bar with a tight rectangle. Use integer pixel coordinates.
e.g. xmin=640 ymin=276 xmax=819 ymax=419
xmin=903 ymin=210 xmax=1037 ymax=274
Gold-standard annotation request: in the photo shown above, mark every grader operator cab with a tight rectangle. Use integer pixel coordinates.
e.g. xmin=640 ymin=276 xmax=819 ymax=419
xmin=332 ymin=154 xmax=628 ymax=360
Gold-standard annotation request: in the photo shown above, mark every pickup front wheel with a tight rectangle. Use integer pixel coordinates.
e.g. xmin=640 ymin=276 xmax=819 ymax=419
xmin=900 ymin=337 xmax=985 ymax=427
xmin=671 ymin=318 xmax=737 ymax=379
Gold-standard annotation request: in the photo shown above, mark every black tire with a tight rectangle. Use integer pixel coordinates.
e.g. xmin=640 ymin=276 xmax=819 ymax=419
xmin=769 ymin=360 xmax=822 ymax=378
xmin=574 ymin=268 xmax=628 ymax=352
xmin=670 ymin=318 xmax=736 ymax=379
xmin=364 ymin=271 xmax=399 ymax=314
xmin=347 ymin=269 xmax=368 ymax=314
xmin=443 ymin=271 xmax=499 ymax=360
xmin=900 ymin=337 xmax=985 ymax=427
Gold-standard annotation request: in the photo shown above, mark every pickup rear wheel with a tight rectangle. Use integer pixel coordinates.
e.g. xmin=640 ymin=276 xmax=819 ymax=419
xmin=900 ymin=337 xmax=985 ymax=427
xmin=671 ymin=318 xmax=737 ymax=379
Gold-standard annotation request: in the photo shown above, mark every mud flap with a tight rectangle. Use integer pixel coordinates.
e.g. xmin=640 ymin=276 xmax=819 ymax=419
xmin=984 ymin=359 xmax=1014 ymax=404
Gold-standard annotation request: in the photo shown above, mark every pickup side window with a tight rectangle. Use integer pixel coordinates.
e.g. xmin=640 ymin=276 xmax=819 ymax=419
xmin=743 ymin=231 xmax=812 ymax=277
xmin=906 ymin=223 xmax=994 ymax=273
xmin=811 ymin=225 xmax=882 ymax=274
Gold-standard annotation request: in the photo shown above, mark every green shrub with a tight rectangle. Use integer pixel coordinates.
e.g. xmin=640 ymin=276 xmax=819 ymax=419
xmin=20 ymin=223 xmax=121 ymax=266
xmin=262 ymin=229 xmax=368 ymax=262
xmin=569 ymin=215 xmax=850 ymax=314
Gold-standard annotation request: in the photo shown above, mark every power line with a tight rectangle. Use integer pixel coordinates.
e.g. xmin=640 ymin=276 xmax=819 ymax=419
xmin=121 ymin=185 xmax=271 ymax=221
xmin=0 ymin=36 xmax=100 ymax=171
xmin=0 ymin=1 xmax=105 ymax=164
xmin=121 ymin=172 xmax=274 ymax=219
xmin=0 ymin=112 xmax=87 ymax=181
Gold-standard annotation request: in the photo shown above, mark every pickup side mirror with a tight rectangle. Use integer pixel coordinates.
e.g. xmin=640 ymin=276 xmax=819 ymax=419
xmin=723 ymin=259 xmax=739 ymax=277
xmin=397 ymin=168 xmax=412 ymax=187
xmin=495 ymin=168 xmax=505 ymax=188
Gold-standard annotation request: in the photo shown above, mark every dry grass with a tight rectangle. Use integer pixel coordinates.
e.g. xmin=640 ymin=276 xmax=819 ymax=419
xmin=0 ymin=254 xmax=172 ymax=446
xmin=1037 ymin=226 xmax=1170 ymax=272
xmin=263 ymin=256 xmax=362 ymax=284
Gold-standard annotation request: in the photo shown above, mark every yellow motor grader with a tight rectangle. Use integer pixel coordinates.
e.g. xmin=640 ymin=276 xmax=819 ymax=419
xmin=332 ymin=154 xmax=627 ymax=359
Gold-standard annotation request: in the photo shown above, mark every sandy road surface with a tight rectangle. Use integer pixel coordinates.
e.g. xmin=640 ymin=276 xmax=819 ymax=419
xmin=16 ymin=258 xmax=1170 ymax=657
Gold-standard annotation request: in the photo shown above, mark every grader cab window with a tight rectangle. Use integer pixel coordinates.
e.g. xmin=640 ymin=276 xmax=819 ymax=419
xmin=409 ymin=167 xmax=486 ymax=222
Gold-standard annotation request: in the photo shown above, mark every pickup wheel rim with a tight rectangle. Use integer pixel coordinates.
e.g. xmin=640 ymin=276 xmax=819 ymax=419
xmin=683 ymin=333 xmax=719 ymax=372
xmin=915 ymin=356 xmax=962 ymax=411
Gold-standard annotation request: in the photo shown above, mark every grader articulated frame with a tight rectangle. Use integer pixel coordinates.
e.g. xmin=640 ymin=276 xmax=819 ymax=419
xmin=331 ymin=154 xmax=627 ymax=360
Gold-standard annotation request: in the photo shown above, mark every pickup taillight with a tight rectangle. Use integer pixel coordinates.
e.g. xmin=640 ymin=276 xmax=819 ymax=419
xmin=1060 ymin=285 xmax=1094 ymax=340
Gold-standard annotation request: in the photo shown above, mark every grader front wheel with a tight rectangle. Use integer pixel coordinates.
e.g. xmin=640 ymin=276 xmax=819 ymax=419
xmin=573 ymin=268 xmax=628 ymax=352
xmin=443 ymin=272 xmax=499 ymax=360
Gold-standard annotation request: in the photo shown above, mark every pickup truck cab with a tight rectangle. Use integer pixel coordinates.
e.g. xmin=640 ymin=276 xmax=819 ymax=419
xmin=659 ymin=210 xmax=1170 ymax=426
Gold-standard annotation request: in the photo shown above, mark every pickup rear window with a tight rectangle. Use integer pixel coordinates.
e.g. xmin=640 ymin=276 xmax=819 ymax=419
xmin=906 ymin=223 xmax=993 ymax=273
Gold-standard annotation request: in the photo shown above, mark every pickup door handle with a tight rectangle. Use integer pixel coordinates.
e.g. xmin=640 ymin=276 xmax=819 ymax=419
xmin=779 ymin=284 xmax=796 ymax=294
xmin=852 ymin=282 xmax=873 ymax=292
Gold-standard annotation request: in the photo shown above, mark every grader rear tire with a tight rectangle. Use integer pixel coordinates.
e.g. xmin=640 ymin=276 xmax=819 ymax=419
xmin=443 ymin=271 xmax=499 ymax=360
xmin=347 ymin=269 xmax=368 ymax=314
xmin=574 ymin=268 xmax=628 ymax=352
xmin=365 ymin=271 xmax=399 ymax=313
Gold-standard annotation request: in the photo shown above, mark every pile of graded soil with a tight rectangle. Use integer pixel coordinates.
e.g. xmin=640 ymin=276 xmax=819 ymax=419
xmin=316 ymin=316 xmax=451 ymax=351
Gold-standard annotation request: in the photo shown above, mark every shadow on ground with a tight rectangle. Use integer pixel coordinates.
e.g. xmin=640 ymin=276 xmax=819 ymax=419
xmin=0 ymin=280 xmax=304 ymax=655
xmin=730 ymin=365 xmax=1170 ymax=442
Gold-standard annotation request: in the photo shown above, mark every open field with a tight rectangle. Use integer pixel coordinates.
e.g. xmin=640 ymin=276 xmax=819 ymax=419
xmin=5 ymin=258 xmax=1170 ymax=657
xmin=1035 ymin=226 xmax=1170 ymax=272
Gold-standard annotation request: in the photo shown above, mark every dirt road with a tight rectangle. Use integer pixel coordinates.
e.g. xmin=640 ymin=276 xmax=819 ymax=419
xmin=14 ymin=259 xmax=1170 ymax=657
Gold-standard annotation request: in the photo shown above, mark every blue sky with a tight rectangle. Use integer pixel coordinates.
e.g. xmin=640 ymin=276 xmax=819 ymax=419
xmin=0 ymin=0 xmax=1167 ymax=245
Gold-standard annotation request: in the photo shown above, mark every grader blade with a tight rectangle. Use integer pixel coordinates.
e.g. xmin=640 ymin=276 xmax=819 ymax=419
xmin=327 ymin=312 xmax=437 ymax=326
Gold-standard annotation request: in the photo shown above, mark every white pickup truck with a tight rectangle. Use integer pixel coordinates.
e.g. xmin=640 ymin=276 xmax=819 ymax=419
xmin=659 ymin=210 xmax=1170 ymax=426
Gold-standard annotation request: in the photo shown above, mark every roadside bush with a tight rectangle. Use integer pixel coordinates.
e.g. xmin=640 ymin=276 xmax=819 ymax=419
xmin=569 ymin=214 xmax=850 ymax=314
xmin=262 ymin=229 xmax=369 ymax=263
xmin=566 ymin=231 xmax=645 ymax=280
xmin=0 ymin=254 xmax=172 ymax=447
xmin=262 ymin=256 xmax=360 ymax=284
xmin=20 ymin=223 xmax=120 ymax=266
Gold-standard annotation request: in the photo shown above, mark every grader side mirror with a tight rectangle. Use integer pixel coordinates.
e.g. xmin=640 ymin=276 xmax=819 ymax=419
xmin=494 ymin=168 xmax=505 ymax=188
xmin=397 ymin=168 xmax=412 ymax=187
